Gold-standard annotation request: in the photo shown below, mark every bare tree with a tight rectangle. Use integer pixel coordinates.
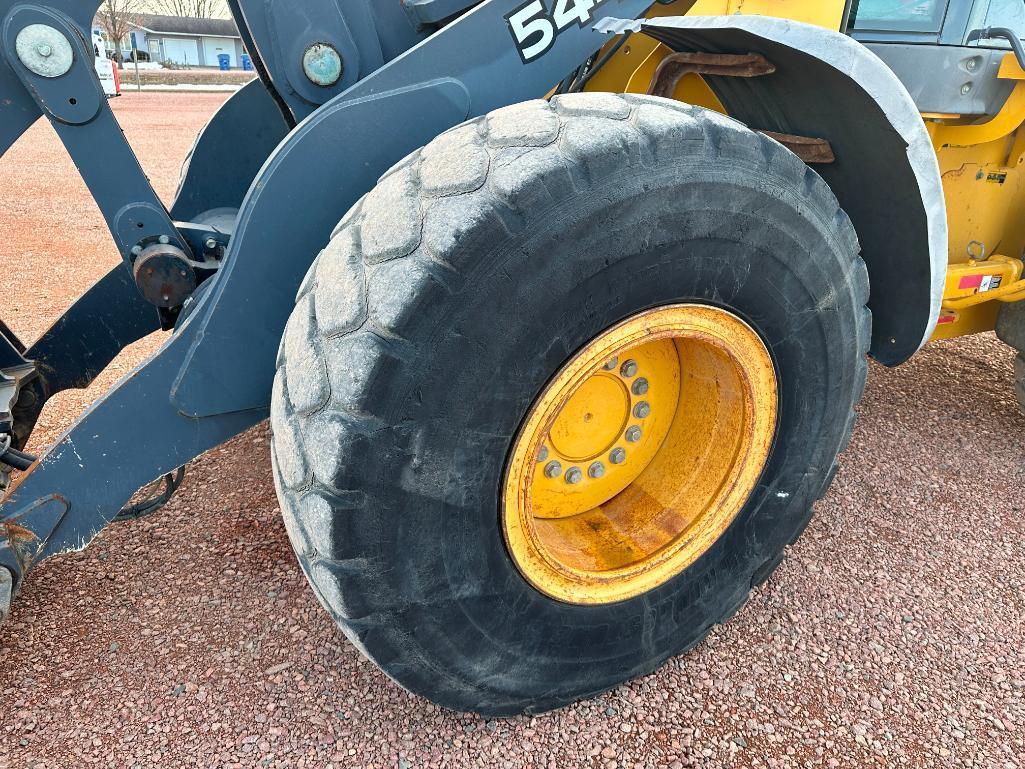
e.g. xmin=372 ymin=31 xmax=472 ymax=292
xmin=97 ymin=0 xmax=142 ymax=66
xmin=151 ymin=0 xmax=227 ymax=17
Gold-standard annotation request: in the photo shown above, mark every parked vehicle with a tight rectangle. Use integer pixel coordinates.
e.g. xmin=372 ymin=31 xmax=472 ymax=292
xmin=92 ymin=29 xmax=119 ymax=97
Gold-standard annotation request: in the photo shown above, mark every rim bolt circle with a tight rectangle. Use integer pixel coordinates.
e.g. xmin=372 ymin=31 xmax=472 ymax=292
xmin=620 ymin=359 xmax=638 ymax=377
xmin=588 ymin=461 xmax=605 ymax=479
xmin=602 ymin=356 xmax=619 ymax=371
xmin=626 ymin=426 xmax=642 ymax=443
xmin=633 ymin=401 xmax=651 ymax=419
xmin=565 ymin=467 xmax=583 ymax=484
xmin=537 ymin=446 xmax=549 ymax=463
xmin=544 ymin=460 xmax=562 ymax=478
xmin=609 ymin=447 xmax=627 ymax=464
xmin=632 ymin=377 xmax=649 ymax=396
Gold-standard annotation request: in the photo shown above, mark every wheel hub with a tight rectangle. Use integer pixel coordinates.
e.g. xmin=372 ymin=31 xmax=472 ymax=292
xmin=532 ymin=340 xmax=680 ymax=520
xmin=502 ymin=304 xmax=778 ymax=605
xmin=547 ymin=374 xmax=627 ymax=461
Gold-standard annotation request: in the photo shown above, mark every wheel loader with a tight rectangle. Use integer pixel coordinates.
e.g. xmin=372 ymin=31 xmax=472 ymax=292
xmin=2 ymin=0 xmax=1024 ymax=715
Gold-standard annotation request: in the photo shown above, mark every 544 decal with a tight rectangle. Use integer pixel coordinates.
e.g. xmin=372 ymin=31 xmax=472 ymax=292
xmin=506 ymin=0 xmax=611 ymax=62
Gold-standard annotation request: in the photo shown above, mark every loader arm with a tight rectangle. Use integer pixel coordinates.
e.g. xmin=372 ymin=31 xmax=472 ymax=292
xmin=0 ymin=0 xmax=657 ymax=612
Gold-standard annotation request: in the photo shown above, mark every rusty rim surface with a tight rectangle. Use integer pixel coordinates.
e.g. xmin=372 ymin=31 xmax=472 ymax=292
xmin=502 ymin=304 xmax=778 ymax=605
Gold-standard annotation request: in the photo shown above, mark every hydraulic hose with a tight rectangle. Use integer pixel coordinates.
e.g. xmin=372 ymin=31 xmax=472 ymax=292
xmin=0 ymin=436 xmax=35 ymax=471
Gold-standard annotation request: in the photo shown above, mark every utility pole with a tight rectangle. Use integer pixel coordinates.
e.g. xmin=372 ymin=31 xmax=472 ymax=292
xmin=131 ymin=37 xmax=140 ymax=91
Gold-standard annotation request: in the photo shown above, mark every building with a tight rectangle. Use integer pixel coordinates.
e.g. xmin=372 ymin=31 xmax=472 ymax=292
xmin=94 ymin=13 xmax=246 ymax=68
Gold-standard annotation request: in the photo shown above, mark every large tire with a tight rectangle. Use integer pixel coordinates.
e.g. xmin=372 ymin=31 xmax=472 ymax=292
xmin=995 ymin=302 xmax=1025 ymax=411
xmin=271 ymin=93 xmax=870 ymax=715
xmin=1015 ymin=353 xmax=1025 ymax=410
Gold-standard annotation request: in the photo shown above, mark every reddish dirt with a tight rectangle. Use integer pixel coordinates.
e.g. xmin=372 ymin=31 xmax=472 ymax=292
xmin=1 ymin=93 xmax=1024 ymax=769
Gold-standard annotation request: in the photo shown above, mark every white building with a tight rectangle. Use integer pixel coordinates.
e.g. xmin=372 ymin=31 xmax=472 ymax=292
xmin=94 ymin=13 xmax=246 ymax=68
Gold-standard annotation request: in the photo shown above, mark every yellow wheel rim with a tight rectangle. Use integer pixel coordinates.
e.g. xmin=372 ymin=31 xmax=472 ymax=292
xmin=502 ymin=305 xmax=778 ymax=605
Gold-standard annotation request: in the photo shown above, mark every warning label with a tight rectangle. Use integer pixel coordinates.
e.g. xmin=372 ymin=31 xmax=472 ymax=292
xmin=958 ymin=274 xmax=1003 ymax=292
xmin=980 ymin=275 xmax=1002 ymax=292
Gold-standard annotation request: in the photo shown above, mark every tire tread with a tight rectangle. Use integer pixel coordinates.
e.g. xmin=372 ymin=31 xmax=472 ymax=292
xmin=272 ymin=93 xmax=873 ymax=714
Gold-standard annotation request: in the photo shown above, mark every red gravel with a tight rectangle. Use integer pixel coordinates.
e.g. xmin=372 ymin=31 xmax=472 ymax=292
xmin=2 ymin=93 xmax=1025 ymax=769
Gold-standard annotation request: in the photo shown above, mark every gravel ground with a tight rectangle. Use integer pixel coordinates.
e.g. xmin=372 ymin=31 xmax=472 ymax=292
xmin=2 ymin=93 xmax=1024 ymax=769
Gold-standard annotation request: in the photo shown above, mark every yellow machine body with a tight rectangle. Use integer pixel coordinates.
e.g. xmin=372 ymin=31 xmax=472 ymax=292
xmin=928 ymin=55 xmax=1025 ymax=339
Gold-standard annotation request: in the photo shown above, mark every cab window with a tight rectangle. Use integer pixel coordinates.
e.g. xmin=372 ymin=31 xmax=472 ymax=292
xmin=849 ymin=0 xmax=951 ymax=33
xmin=971 ymin=0 xmax=1025 ymax=45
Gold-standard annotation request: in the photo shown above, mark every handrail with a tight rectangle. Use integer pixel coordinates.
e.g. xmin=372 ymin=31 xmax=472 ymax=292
xmin=967 ymin=27 xmax=1025 ymax=72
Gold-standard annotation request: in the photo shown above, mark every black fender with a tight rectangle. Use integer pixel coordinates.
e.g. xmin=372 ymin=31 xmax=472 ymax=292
xmin=599 ymin=15 xmax=947 ymax=366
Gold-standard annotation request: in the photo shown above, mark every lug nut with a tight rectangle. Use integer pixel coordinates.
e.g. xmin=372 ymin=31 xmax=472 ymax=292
xmin=626 ymin=426 xmax=642 ymax=443
xmin=633 ymin=401 xmax=651 ymax=419
xmin=544 ymin=460 xmax=562 ymax=478
xmin=632 ymin=378 xmax=649 ymax=396
xmin=131 ymin=245 xmax=143 ymax=256
xmin=620 ymin=359 xmax=638 ymax=377
xmin=565 ymin=467 xmax=583 ymax=484
xmin=158 ymin=234 xmax=170 ymax=244
xmin=537 ymin=446 xmax=549 ymax=463
xmin=204 ymin=237 xmax=218 ymax=250
xmin=609 ymin=447 xmax=626 ymax=464
xmin=602 ymin=356 xmax=619 ymax=371
xmin=588 ymin=461 xmax=605 ymax=479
